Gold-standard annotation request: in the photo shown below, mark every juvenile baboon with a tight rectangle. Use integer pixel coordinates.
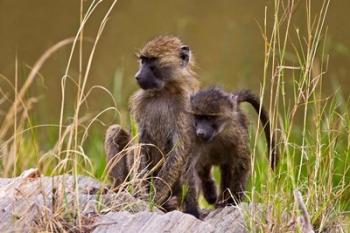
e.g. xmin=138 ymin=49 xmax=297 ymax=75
xmin=189 ymin=87 xmax=278 ymax=207
xmin=106 ymin=35 xmax=200 ymax=217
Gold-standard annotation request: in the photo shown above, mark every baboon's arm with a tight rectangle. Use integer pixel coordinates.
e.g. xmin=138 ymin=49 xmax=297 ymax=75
xmin=153 ymin=121 xmax=190 ymax=205
xmin=153 ymin=141 xmax=186 ymax=204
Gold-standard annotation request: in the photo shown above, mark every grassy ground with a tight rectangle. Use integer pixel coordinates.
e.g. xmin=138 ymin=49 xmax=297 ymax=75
xmin=0 ymin=0 xmax=349 ymax=232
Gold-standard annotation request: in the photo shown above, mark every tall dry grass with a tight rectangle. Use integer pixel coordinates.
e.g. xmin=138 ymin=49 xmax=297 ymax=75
xmin=0 ymin=0 xmax=121 ymax=231
xmin=245 ymin=0 xmax=349 ymax=231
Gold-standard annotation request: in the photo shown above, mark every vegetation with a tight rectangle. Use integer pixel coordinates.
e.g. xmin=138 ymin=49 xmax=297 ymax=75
xmin=0 ymin=0 xmax=348 ymax=231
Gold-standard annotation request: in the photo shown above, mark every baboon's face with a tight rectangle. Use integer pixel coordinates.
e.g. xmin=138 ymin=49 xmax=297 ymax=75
xmin=193 ymin=114 xmax=227 ymax=142
xmin=135 ymin=37 xmax=190 ymax=90
xmin=134 ymin=56 xmax=168 ymax=90
xmin=190 ymin=87 xmax=234 ymax=142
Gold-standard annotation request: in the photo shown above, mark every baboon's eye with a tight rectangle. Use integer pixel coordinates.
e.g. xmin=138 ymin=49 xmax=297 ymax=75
xmin=194 ymin=114 xmax=203 ymax=120
xmin=211 ymin=122 xmax=218 ymax=130
xmin=150 ymin=65 xmax=156 ymax=71
xmin=206 ymin=115 xmax=216 ymax=121
xmin=197 ymin=115 xmax=216 ymax=121
xmin=148 ymin=57 xmax=157 ymax=62
xmin=139 ymin=56 xmax=157 ymax=64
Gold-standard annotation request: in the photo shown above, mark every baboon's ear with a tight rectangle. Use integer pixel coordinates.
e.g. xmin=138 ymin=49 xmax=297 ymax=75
xmin=180 ymin=45 xmax=190 ymax=66
xmin=230 ymin=94 xmax=238 ymax=110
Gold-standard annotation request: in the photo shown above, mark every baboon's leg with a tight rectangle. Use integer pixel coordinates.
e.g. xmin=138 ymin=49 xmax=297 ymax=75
xmin=183 ymin=164 xmax=201 ymax=218
xmin=197 ymin=164 xmax=217 ymax=204
xmin=105 ymin=124 xmax=131 ymax=188
xmin=218 ymin=164 xmax=239 ymax=206
xmin=218 ymin=151 xmax=250 ymax=206
xmin=217 ymin=130 xmax=251 ymax=207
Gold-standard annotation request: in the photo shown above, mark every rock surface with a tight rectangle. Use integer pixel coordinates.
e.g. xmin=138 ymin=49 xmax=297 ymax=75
xmin=0 ymin=170 xmax=248 ymax=233
xmin=92 ymin=207 xmax=247 ymax=233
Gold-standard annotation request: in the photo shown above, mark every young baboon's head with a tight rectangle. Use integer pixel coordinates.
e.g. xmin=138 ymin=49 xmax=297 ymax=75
xmin=190 ymin=87 xmax=234 ymax=142
xmin=135 ymin=35 xmax=195 ymax=90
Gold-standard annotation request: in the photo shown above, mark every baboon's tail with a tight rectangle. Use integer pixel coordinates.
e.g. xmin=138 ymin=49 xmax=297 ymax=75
xmin=234 ymin=89 xmax=278 ymax=170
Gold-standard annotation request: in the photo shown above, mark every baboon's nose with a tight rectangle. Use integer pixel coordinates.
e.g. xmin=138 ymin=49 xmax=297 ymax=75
xmin=196 ymin=128 xmax=208 ymax=140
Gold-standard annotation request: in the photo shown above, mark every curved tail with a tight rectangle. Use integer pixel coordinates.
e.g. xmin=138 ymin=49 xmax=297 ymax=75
xmin=234 ymin=89 xmax=278 ymax=170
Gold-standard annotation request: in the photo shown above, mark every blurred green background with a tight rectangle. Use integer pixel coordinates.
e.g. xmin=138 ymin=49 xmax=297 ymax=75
xmin=1 ymin=0 xmax=349 ymax=123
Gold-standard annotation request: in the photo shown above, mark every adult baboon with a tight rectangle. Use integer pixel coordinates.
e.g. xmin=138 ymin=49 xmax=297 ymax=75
xmin=106 ymin=35 xmax=200 ymax=217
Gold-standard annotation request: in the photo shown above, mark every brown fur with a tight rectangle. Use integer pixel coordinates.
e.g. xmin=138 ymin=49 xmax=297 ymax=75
xmin=104 ymin=125 xmax=131 ymax=188
xmin=130 ymin=35 xmax=200 ymax=217
xmin=188 ymin=87 xmax=277 ymax=208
